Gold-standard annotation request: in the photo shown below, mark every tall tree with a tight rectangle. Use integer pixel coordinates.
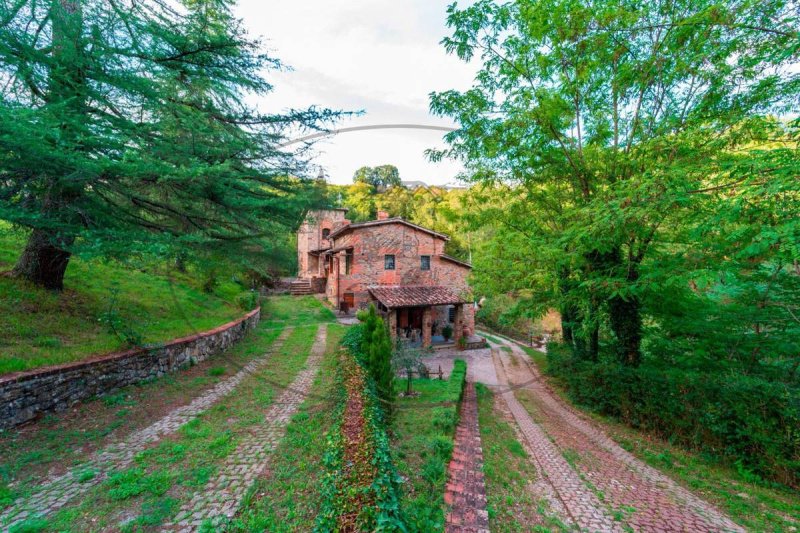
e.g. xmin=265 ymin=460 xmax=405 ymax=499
xmin=431 ymin=0 xmax=799 ymax=365
xmin=353 ymin=164 xmax=402 ymax=191
xmin=0 ymin=0 xmax=337 ymax=289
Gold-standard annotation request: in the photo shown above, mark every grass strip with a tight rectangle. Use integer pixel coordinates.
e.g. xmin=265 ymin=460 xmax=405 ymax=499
xmin=229 ymin=324 xmax=345 ymax=532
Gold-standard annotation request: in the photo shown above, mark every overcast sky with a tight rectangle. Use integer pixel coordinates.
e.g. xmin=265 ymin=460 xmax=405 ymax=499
xmin=234 ymin=1 xmax=477 ymax=186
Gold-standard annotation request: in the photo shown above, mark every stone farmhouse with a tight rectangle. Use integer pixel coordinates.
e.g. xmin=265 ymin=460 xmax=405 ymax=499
xmin=295 ymin=209 xmax=480 ymax=348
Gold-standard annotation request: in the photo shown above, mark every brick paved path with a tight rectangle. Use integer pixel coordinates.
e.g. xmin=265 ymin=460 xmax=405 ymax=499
xmin=444 ymin=381 xmax=490 ymax=533
xmin=164 ymin=324 xmax=328 ymax=531
xmin=0 ymin=328 xmax=293 ymax=532
xmin=492 ymin=349 xmax=618 ymax=532
xmin=490 ymin=337 xmax=745 ymax=533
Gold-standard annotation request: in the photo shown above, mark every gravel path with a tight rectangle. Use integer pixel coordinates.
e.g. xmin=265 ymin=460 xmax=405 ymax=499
xmin=0 ymin=328 xmax=294 ymax=532
xmin=163 ymin=324 xmax=328 ymax=531
xmin=489 ymin=336 xmax=745 ymax=533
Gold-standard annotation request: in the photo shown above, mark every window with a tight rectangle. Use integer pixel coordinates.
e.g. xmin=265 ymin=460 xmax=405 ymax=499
xmin=345 ymin=251 xmax=353 ymax=274
xmin=448 ymin=306 xmax=456 ymax=322
xmin=384 ymin=254 xmax=395 ymax=270
xmin=322 ymin=228 xmax=330 ymax=239
xmin=420 ymin=255 xmax=431 ymax=271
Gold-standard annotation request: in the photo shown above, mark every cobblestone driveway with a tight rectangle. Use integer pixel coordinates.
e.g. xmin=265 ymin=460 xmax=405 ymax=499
xmin=0 ymin=328 xmax=293 ymax=532
xmin=489 ymin=336 xmax=745 ymax=533
xmin=164 ymin=324 xmax=328 ymax=531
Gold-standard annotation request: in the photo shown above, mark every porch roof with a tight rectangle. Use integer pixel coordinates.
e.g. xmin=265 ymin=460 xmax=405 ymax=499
xmin=368 ymin=285 xmax=469 ymax=309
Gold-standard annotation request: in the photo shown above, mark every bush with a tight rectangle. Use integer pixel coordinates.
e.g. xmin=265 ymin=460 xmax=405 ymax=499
xmin=546 ymin=343 xmax=800 ymax=487
xmin=361 ymin=305 xmax=395 ymax=412
xmin=235 ymin=290 xmax=259 ymax=311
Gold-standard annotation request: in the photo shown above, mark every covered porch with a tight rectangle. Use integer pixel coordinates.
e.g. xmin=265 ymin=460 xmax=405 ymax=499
xmin=368 ymin=285 xmax=473 ymax=349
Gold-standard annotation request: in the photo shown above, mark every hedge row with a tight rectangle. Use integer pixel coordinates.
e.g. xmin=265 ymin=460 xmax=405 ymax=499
xmin=448 ymin=359 xmax=467 ymax=403
xmin=315 ymin=326 xmax=405 ymax=531
xmin=546 ymin=344 xmax=800 ymax=487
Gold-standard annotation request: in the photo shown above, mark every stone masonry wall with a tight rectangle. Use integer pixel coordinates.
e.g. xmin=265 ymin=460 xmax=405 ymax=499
xmin=327 ymin=224 xmax=471 ymax=310
xmin=297 ymin=209 xmax=349 ymax=278
xmin=0 ymin=308 xmax=261 ymax=430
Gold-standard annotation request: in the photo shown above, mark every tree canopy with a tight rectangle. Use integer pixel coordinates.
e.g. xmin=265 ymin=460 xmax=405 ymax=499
xmin=431 ymin=0 xmax=800 ymax=367
xmin=0 ymin=0 xmax=338 ymax=289
xmin=353 ymin=164 xmax=402 ymax=191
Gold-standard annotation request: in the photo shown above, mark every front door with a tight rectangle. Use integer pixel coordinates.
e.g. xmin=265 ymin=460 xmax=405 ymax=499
xmin=342 ymin=292 xmax=355 ymax=312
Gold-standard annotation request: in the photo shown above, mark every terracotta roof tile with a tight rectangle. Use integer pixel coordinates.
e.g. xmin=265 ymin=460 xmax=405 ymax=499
xmin=328 ymin=217 xmax=450 ymax=241
xmin=368 ymin=285 xmax=470 ymax=308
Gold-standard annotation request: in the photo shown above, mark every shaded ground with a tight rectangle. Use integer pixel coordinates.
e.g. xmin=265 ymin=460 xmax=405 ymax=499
xmin=0 ymin=224 xmax=245 ymax=375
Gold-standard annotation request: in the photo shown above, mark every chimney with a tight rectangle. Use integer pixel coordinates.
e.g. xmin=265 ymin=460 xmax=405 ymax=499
xmin=377 ymin=210 xmax=389 ymax=220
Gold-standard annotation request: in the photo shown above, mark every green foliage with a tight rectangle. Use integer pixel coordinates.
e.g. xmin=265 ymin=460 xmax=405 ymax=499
xmin=441 ymin=324 xmax=453 ymax=341
xmin=431 ymin=0 xmax=800 ymax=366
xmin=547 ymin=343 xmax=800 ymax=487
xmin=0 ymin=0 xmax=341 ymax=289
xmin=353 ymin=165 xmax=402 ymax=190
xmin=360 ymin=305 xmax=396 ymax=412
xmin=235 ymin=290 xmax=259 ymax=311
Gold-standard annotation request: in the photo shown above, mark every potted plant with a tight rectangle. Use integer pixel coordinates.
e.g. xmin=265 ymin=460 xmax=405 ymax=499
xmin=442 ymin=324 xmax=453 ymax=341
xmin=456 ymin=335 xmax=467 ymax=351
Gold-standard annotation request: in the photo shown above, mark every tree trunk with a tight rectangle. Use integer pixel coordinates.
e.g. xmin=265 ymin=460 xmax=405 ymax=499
xmin=12 ymin=229 xmax=74 ymax=290
xmin=608 ymin=265 xmax=642 ymax=366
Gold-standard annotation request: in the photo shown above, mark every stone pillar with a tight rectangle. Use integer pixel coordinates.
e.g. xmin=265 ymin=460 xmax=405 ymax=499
xmin=422 ymin=306 xmax=432 ymax=348
xmin=463 ymin=303 xmax=475 ymax=337
xmin=388 ymin=309 xmax=398 ymax=341
xmin=454 ymin=304 xmax=465 ymax=343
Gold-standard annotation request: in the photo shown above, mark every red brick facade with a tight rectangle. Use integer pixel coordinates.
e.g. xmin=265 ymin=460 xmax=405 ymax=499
xmin=297 ymin=210 xmax=476 ymax=345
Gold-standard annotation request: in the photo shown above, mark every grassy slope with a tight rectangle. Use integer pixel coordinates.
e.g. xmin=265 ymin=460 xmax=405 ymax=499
xmin=485 ymin=330 xmax=800 ymax=532
xmin=0 ymin=226 xmax=245 ymax=375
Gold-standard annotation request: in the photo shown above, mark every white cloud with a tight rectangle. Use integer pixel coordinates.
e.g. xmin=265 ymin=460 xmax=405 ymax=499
xmin=234 ymin=0 xmax=477 ymax=185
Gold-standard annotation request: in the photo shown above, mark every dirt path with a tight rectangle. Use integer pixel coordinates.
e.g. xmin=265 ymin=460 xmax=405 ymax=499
xmin=444 ymin=381 xmax=490 ymax=533
xmin=488 ymin=336 xmax=745 ymax=533
xmin=163 ymin=324 xmax=328 ymax=531
xmin=0 ymin=328 xmax=294 ymax=532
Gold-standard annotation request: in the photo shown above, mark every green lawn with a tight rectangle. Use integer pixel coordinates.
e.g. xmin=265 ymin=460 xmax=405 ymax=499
xmin=391 ymin=377 xmax=460 ymax=532
xmin=0 ymin=225 xmax=248 ymax=375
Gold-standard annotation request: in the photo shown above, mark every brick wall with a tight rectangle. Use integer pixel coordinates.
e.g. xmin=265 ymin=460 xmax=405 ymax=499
xmin=0 ymin=308 xmax=260 ymax=430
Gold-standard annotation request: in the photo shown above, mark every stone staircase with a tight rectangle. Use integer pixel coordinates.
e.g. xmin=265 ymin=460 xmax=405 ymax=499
xmin=289 ymin=278 xmax=312 ymax=296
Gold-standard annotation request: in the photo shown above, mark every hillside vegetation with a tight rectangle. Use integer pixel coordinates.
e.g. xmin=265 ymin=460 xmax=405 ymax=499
xmin=0 ymin=226 xmax=247 ymax=375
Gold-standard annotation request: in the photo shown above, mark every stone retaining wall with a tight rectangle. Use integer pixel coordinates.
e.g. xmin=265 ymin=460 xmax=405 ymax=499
xmin=0 ymin=307 xmax=261 ymax=430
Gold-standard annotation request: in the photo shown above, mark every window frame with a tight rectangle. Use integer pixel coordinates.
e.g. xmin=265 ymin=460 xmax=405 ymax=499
xmin=345 ymin=250 xmax=353 ymax=275
xmin=420 ymin=255 xmax=431 ymax=271
xmin=384 ymin=254 xmax=396 ymax=270
xmin=322 ymin=228 xmax=331 ymax=239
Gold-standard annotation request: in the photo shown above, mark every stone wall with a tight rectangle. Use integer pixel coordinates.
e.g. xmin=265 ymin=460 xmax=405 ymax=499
xmin=0 ymin=308 xmax=261 ymax=430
